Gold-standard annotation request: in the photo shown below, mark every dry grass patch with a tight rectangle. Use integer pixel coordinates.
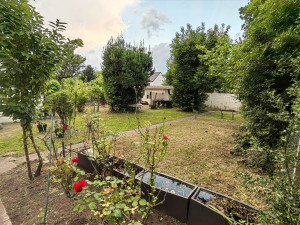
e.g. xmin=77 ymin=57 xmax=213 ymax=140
xmin=114 ymin=116 xmax=266 ymax=210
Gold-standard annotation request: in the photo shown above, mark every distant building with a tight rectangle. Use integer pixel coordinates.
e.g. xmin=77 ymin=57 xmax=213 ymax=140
xmin=141 ymin=72 xmax=173 ymax=106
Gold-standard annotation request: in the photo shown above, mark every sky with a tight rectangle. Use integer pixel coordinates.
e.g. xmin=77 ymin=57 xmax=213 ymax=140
xmin=31 ymin=0 xmax=249 ymax=74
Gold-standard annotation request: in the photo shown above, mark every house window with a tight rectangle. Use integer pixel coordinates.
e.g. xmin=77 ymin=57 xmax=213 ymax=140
xmin=147 ymin=91 xmax=152 ymax=99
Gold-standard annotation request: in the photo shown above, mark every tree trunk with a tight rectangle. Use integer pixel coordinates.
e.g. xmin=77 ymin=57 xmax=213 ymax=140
xmin=293 ymin=138 xmax=300 ymax=186
xmin=29 ymin=128 xmax=43 ymax=177
xmin=22 ymin=126 xmax=33 ymax=180
xmin=52 ymin=139 xmax=58 ymax=159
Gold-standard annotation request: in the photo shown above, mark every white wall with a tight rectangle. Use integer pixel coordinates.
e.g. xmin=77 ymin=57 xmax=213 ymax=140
xmin=205 ymin=93 xmax=241 ymax=111
xmin=150 ymin=73 xmax=165 ymax=86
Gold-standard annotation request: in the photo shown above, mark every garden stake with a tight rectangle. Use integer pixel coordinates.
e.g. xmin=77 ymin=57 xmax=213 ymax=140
xmin=221 ymin=110 xmax=223 ymax=119
xmin=62 ymin=141 xmax=65 ymax=158
xmin=43 ymin=112 xmax=54 ymax=225
xmin=232 ymin=110 xmax=234 ymax=120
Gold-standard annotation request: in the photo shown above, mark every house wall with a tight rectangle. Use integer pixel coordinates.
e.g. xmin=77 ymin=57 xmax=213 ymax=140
xmin=141 ymin=89 xmax=171 ymax=104
xmin=205 ymin=93 xmax=241 ymax=111
xmin=150 ymin=73 xmax=165 ymax=86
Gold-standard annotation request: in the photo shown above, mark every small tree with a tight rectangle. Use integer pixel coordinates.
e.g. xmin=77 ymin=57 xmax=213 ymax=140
xmin=0 ymin=0 xmax=67 ymax=179
xmin=88 ymin=76 xmax=105 ymax=112
xmin=46 ymin=90 xmax=74 ymax=125
xmin=165 ymin=23 xmax=231 ymax=111
xmin=102 ymin=36 xmax=154 ymax=111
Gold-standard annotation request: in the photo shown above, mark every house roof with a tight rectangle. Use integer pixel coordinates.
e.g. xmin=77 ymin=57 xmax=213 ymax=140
xmin=149 ymin=72 xmax=161 ymax=82
xmin=145 ymin=85 xmax=173 ymax=90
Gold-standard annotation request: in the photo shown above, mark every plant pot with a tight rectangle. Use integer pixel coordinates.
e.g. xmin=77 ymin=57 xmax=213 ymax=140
xmin=187 ymin=187 xmax=258 ymax=225
xmin=111 ymin=156 xmax=144 ymax=181
xmin=77 ymin=149 xmax=99 ymax=173
xmin=55 ymin=129 xmax=65 ymax=138
xmin=37 ymin=124 xmax=47 ymax=132
xmin=136 ymin=170 xmax=197 ymax=222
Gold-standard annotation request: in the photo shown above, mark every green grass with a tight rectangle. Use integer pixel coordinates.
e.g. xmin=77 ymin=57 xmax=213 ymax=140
xmin=0 ymin=107 xmax=197 ymax=156
xmin=202 ymin=111 xmax=244 ymax=122
xmin=114 ymin=113 xmax=265 ymax=210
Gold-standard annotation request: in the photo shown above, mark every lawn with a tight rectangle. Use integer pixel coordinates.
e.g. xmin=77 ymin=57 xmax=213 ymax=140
xmin=0 ymin=107 xmax=197 ymax=156
xmin=113 ymin=112 xmax=266 ymax=210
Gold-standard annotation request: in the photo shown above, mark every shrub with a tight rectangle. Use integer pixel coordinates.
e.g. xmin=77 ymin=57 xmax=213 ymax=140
xmin=46 ymin=90 xmax=74 ymax=125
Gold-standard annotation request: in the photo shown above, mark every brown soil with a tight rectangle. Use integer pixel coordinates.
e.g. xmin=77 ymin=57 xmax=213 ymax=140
xmin=207 ymin=195 xmax=258 ymax=223
xmin=0 ymin=160 xmax=184 ymax=225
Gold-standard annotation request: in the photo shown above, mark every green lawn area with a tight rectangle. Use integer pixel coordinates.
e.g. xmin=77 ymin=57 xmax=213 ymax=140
xmin=0 ymin=107 xmax=197 ymax=156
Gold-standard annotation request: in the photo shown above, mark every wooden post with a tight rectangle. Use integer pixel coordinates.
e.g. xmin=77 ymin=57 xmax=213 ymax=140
xmin=62 ymin=141 xmax=65 ymax=158
xmin=232 ymin=110 xmax=234 ymax=120
xmin=221 ymin=110 xmax=223 ymax=119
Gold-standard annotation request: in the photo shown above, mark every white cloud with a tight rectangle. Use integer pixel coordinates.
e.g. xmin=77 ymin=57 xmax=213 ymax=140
xmin=141 ymin=8 xmax=171 ymax=38
xmin=31 ymin=0 xmax=139 ymax=55
xmin=151 ymin=43 xmax=170 ymax=74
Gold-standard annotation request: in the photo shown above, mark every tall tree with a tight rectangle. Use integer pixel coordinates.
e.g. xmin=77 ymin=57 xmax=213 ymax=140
xmin=230 ymin=0 xmax=300 ymax=171
xmin=81 ymin=65 xmax=96 ymax=82
xmin=55 ymin=39 xmax=85 ymax=83
xmin=102 ymin=36 xmax=153 ymax=111
xmin=165 ymin=23 xmax=231 ymax=111
xmin=0 ymin=0 xmax=68 ymax=179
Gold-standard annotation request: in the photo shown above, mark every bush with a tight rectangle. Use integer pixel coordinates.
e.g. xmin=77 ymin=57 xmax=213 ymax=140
xmin=46 ymin=90 xmax=74 ymax=125
xmin=76 ymin=88 xmax=88 ymax=112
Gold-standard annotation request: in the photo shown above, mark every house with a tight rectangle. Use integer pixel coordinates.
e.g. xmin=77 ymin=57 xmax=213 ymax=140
xmin=141 ymin=72 xmax=173 ymax=107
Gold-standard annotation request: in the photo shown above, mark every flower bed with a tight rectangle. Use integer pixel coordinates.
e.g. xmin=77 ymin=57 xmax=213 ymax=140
xmin=77 ymin=148 xmax=100 ymax=173
xmin=111 ymin=156 xmax=144 ymax=181
xmin=187 ymin=187 xmax=258 ymax=225
xmin=136 ymin=170 xmax=197 ymax=222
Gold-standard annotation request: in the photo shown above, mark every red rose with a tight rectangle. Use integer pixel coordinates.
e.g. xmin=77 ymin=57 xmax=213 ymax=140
xmin=73 ymin=180 xmax=87 ymax=193
xmin=162 ymin=136 xmax=168 ymax=140
xmin=72 ymin=158 xmax=79 ymax=163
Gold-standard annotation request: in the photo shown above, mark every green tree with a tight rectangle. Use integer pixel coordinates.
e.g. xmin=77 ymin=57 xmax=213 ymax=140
xmin=231 ymin=0 xmax=300 ymax=224
xmin=46 ymin=89 xmax=74 ymax=125
xmin=89 ymin=74 xmax=105 ymax=112
xmin=0 ymin=0 xmax=66 ymax=179
xmin=55 ymin=39 xmax=85 ymax=83
xmin=62 ymin=78 xmax=88 ymax=120
xmin=230 ymin=0 xmax=299 ymax=171
xmin=102 ymin=36 xmax=153 ymax=111
xmin=81 ymin=65 xmax=96 ymax=82
xmin=165 ymin=23 xmax=231 ymax=111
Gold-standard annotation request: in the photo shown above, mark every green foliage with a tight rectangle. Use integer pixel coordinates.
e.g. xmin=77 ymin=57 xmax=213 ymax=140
xmin=102 ymin=36 xmax=154 ymax=111
xmin=50 ymin=113 xmax=169 ymax=224
xmin=76 ymin=88 xmax=88 ymax=112
xmin=232 ymin=1 xmax=300 ymax=224
xmin=46 ymin=79 xmax=61 ymax=95
xmin=0 ymin=0 xmax=64 ymax=128
xmin=230 ymin=0 xmax=300 ymax=171
xmin=50 ymin=158 xmax=78 ymax=197
xmin=62 ymin=78 xmax=89 ymax=112
xmin=165 ymin=23 xmax=231 ymax=111
xmin=81 ymin=65 xmax=96 ymax=82
xmin=89 ymin=75 xmax=105 ymax=102
xmin=55 ymin=39 xmax=85 ymax=83
xmin=46 ymin=90 xmax=74 ymax=125
xmin=73 ymin=176 xmax=150 ymax=224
